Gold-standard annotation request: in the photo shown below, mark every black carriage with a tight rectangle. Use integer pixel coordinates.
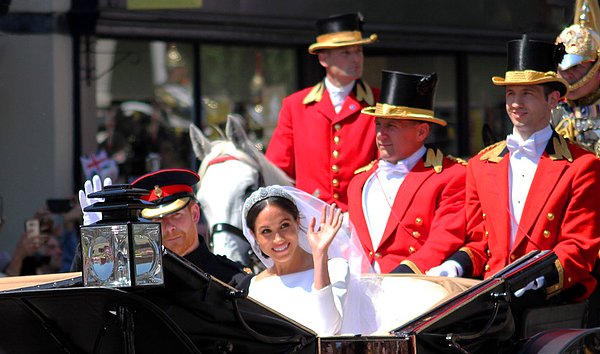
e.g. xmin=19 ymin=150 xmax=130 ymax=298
xmin=0 ymin=248 xmax=597 ymax=354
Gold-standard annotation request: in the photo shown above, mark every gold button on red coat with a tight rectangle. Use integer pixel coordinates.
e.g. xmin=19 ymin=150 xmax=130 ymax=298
xmin=547 ymin=213 xmax=555 ymax=221
xmin=543 ymin=230 xmax=551 ymax=238
xmin=510 ymin=254 xmax=516 ymax=261
xmin=485 ymin=264 xmax=490 ymax=272
xmin=333 ymin=136 xmax=340 ymax=144
xmin=374 ymin=252 xmax=382 ymax=259
xmin=369 ymin=251 xmax=373 ymax=256
xmin=482 ymin=213 xmax=486 ymax=220
xmin=333 ymin=150 xmax=339 ymax=158
xmin=408 ymin=246 xmax=415 ymax=254
xmin=333 ymin=193 xmax=339 ymax=199
xmin=485 ymin=231 xmax=489 ymax=239
xmin=486 ymin=249 xmax=491 ymax=256
xmin=334 ymin=123 xmax=342 ymax=131
xmin=415 ymin=217 xmax=423 ymax=225
xmin=412 ymin=231 xmax=420 ymax=238
xmin=332 ymin=165 xmax=339 ymax=173
xmin=332 ymin=179 xmax=339 ymax=187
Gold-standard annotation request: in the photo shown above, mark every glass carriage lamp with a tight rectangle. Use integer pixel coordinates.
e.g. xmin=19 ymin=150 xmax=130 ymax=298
xmin=80 ymin=184 xmax=163 ymax=288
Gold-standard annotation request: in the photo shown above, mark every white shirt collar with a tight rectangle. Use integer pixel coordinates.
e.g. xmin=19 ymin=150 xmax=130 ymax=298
xmin=378 ymin=145 xmax=427 ymax=175
xmin=324 ymin=77 xmax=354 ymax=97
xmin=506 ymin=125 xmax=552 ymax=159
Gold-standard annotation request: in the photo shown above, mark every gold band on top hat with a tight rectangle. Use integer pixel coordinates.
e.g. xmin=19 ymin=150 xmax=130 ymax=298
xmin=371 ymin=103 xmax=434 ymax=118
xmin=361 ymin=103 xmax=447 ymax=126
xmin=504 ymin=70 xmax=559 ymax=81
xmin=315 ymin=31 xmax=367 ymax=45
xmin=491 ymin=70 xmax=569 ymax=96
xmin=308 ymin=32 xmax=377 ymax=54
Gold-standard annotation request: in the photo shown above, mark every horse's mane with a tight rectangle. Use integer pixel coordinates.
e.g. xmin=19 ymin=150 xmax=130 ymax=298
xmin=197 ymin=140 xmax=293 ymax=187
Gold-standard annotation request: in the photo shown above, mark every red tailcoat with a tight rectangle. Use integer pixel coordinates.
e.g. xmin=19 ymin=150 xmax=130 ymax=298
xmin=266 ymin=80 xmax=379 ymax=211
xmin=459 ymin=134 xmax=600 ymax=299
xmin=347 ymin=149 xmax=467 ymax=274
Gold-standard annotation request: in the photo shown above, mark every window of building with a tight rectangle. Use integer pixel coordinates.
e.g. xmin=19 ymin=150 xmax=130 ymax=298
xmin=467 ymin=55 xmax=511 ymax=153
xmin=199 ymin=45 xmax=297 ymax=150
xmin=93 ymin=39 xmax=297 ymax=183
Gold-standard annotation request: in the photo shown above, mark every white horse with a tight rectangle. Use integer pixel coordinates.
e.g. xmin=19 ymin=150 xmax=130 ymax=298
xmin=189 ymin=114 xmax=293 ymax=267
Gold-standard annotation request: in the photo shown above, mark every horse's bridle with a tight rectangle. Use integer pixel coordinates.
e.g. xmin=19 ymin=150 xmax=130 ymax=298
xmin=211 ymin=222 xmax=245 ymax=241
xmin=203 ymin=154 xmax=264 ymax=245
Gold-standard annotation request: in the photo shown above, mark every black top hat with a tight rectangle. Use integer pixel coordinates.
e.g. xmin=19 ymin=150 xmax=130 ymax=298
xmin=131 ymin=168 xmax=199 ymax=219
xmin=362 ymin=70 xmax=447 ymax=126
xmin=492 ymin=35 xmax=569 ymax=97
xmin=308 ymin=13 xmax=377 ymax=54
xmin=316 ymin=13 xmax=365 ymax=35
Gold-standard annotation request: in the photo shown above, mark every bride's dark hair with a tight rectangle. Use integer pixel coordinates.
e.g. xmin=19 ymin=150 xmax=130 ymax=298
xmin=245 ymin=196 xmax=300 ymax=231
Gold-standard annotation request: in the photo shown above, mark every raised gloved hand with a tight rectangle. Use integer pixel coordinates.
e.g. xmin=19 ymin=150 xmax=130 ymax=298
xmin=514 ymin=276 xmax=545 ymax=298
xmin=426 ymin=260 xmax=464 ymax=277
xmin=78 ymin=175 xmax=112 ymax=226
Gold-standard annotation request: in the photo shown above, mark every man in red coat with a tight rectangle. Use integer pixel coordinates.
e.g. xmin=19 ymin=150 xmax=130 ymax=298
xmin=266 ymin=13 xmax=379 ymax=211
xmin=429 ymin=36 xmax=600 ymax=301
xmin=347 ymin=70 xmax=467 ymax=274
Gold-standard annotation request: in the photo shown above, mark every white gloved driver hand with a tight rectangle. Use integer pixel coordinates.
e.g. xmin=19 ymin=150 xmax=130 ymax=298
xmin=426 ymin=260 xmax=464 ymax=277
xmin=78 ymin=175 xmax=112 ymax=226
xmin=514 ymin=276 xmax=545 ymax=298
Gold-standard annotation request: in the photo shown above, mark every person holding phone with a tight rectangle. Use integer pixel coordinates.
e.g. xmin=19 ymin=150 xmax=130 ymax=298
xmin=4 ymin=211 xmax=56 ymax=276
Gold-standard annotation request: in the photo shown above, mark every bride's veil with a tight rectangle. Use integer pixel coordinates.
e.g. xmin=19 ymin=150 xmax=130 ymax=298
xmin=241 ymin=185 xmax=381 ymax=335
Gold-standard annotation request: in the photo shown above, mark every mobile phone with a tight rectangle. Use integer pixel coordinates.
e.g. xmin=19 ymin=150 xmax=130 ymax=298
xmin=25 ymin=218 xmax=40 ymax=238
xmin=46 ymin=198 xmax=72 ymax=213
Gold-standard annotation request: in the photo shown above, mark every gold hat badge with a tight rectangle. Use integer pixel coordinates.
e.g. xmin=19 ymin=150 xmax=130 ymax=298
xmin=154 ymin=185 xmax=163 ymax=198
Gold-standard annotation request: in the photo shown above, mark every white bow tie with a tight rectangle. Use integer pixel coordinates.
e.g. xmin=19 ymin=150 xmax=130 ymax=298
xmin=506 ymin=135 xmax=538 ymax=157
xmin=378 ymin=160 xmax=410 ymax=179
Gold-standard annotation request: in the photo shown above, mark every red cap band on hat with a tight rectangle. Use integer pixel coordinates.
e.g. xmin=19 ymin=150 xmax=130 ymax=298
xmin=146 ymin=184 xmax=193 ymax=202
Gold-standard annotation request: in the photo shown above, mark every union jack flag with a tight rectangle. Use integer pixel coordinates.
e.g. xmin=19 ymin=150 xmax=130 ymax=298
xmin=80 ymin=150 xmax=119 ymax=181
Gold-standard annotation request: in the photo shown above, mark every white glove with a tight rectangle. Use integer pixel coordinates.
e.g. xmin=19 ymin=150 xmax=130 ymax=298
xmin=78 ymin=175 xmax=112 ymax=226
xmin=514 ymin=276 xmax=545 ymax=298
xmin=426 ymin=260 xmax=464 ymax=277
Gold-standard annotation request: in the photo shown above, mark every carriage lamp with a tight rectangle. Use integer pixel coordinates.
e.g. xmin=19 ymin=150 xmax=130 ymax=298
xmin=80 ymin=184 xmax=163 ymax=288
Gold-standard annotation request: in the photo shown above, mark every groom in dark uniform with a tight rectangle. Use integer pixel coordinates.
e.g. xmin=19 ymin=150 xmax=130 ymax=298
xmin=76 ymin=169 xmax=248 ymax=284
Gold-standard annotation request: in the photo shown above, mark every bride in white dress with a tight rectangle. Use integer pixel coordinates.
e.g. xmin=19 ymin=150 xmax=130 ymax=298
xmin=241 ymin=185 xmax=349 ymax=336
xmin=241 ymin=185 xmax=463 ymax=336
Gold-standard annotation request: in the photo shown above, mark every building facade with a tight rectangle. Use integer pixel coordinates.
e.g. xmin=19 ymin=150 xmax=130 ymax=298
xmin=0 ymin=0 xmax=574 ymax=251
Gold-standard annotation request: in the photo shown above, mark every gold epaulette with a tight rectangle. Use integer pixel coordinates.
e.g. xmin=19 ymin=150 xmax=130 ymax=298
xmin=479 ymin=141 xmax=507 ymax=162
xmin=302 ymin=81 xmax=325 ymax=104
xmin=355 ymin=80 xmax=375 ymax=105
xmin=354 ymin=160 xmax=377 ymax=174
xmin=446 ymin=155 xmax=468 ymax=166
xmin=549 ymin=135 xmax=573 ymax=162
xmin=478 ymin=141 xmax=503 ymax=155
xmin=424 ymin=147 xmax=444 ymax=173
